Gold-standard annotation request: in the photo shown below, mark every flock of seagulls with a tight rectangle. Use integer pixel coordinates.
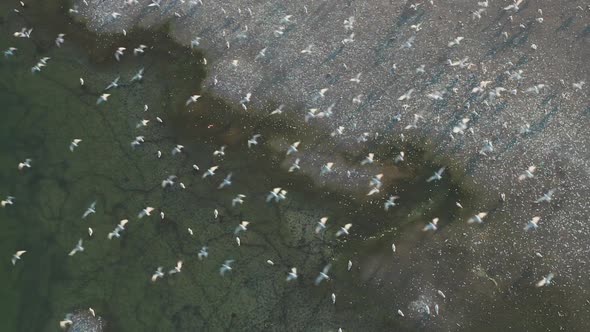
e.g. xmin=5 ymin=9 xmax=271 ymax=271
xmin=3 ymin=0 xmax=584 ymax=328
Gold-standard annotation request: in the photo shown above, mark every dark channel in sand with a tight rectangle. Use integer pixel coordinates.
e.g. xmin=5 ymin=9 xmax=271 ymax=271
xmin=0 ymin=1 xmax=574 ymax=332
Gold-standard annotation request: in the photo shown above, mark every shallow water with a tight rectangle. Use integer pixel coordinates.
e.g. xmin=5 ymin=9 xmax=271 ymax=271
xmin=0 ymin=1 xmax=586 ymax=331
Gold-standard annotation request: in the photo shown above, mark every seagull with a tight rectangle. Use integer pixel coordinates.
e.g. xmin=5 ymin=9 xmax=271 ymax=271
xmin=1 ymin=196 xmax=15 ymax=208
xmin=131 ymin=68 xmax=144 ymax=82
xmin=214 ymin=209 xmax=219 ymax=219
xmin=151 ymin=267 xmax=164 ymax=282
xmin=288 ymin=158 xmax=301 ymax=172
xmin=18 ymin=158 xmax=32 ymax=171
xmin=394 ymin=152 xmax=405 ymax=164
xmin=478 ymin=0 xmax=489 ymax=7
xmin=254 ymin=47 xmax=267 ymax=60
xmin=108 ymin=228 xmax=122 ymax=240
xmin=190 ymin=37 xmax=201 ymax=48
xmin=535 ymin=189 xmax=555 ymax=203
xmin=401 ymin=35 xmax=415 ymax=49
xmin=130 ymin=136 xmax=145 ymax=148
xmin=437 ymin=290 xmax=446 ymax=299
xmin=136 ymin=119 xmax=149 ymax=128
xmin=314 ymin=264 xmax=331 ymax=285
xmin=348 ymin=260 xmax=353 ymax=271
xmin=391 ymin=243 xmax=396 ymax=252
xmin=88 ymin=227 xmax=93 ymax=237
xmin=114 ymin=219 xmax=129 ymax=233
xmin=286 ymin=267 xmax=298 ymax=281
xmin=287 ymin=141 xmax=301 ymax=155
xmin=4 ymin=47 xmax=17 ymax=57
xmin=479 ymin=140 xmax=494 ymax=156
xmin=427 ymin=91 xmax=445 ymax=100
xmin=300 ymin=44 xmax=314 ymax=54
xmin=266 ymin=260 xmax=274 ymax=266
xmin=133 ymin=44 xmax=147 ymax=55
xmin=172 ymin=145 xmax=184 ymax=155
xmin=342 ymin=33 xmax=355 ymax=44
xmin=467 ymin=212 xmax=488 ymax=224
xmin=305 ymin=109 xmax=318 ymax=122
xmin=11 ymin=250 xmax=26 ymax=265
xmin=280 ymin=15 xmax=293 ymax=24
xmin=453 ymin=118 xmax=470 ymax=135
xmin=59 ymin=317 xmax=73 ymax=329
xmin=344 ymin=16 xmax=355 ymax=30
xmin=384 ymin=196 xmax=400 ymax=211
xmin=13 ymin=27 xmax=32 ymax=38
xmin=185 ymin=94 xmax=201 ymax=106
xmin=427 ymin=167 xmax=445 ymax=182
xmin=471 ymin=8 xmax=485 ymax=20
xmin=202 ymin=166 xmax=219 ymax=178
xmin=350 ymin=73 xmax=362 ymax=83
xmin=572 ymin=81 xmax=585 ymax=90
xmin=198 ymin=247 xmax=208 ymax=260
xmin=55 ymin=33 xmax=65 ymax=47
xmin=504 ymin=0 xmax=523 ymax=12
xmin=398 ymin=89 xmax=414 ymax=101
xmin=266 ymin=187 xmax=282 ymax=202
xmin=410 ymin=23 xmax=422 ymax=31
xmin=524 ymin=216 xmax=541 ymax=231
xmin=270 ymin=104 xmax=284 ymax=115
xmin=232 ymin=194 xmax=246 ymax=207
xmin=361 ymin=153 xmax=375 ymax=165
xmin=240 ymin=93 xmax=252 ymax=109
xmin=535 ymin=273 xmax=554 ymax=287
xmin=518 ymin=166 xmax=536 ymax=181
xmin=234 ymin=221 xmax=250 ymax=235
xmin=138 ymin=207 xmax=154 ymax=219
xmin=114 ymin=47 xmax=126 ymax=61
xmin=369 ymin=174 xmax=384 ymax=189
xmin=82 ymin=201 xmax=96 ymax=219
xmin=332 ymin=293 xmax=336 ymax=304
xmin=96 ymin=93 xmax=110 ymax=105
xmin=68 ymin=239 xmax=84 ymax=256
xmin=89 ymin=308 xmax=95 ymax=317
xmin=423 ymin=218 xmax=439 ymax=232
xmin=213 ymin=146 xmax=226 ymax=157
xmin=220 ymin=260 xmax=234 ymax=276
xmin=398 ymin=309 xmax=404 ymax=317
xmin=105 ymin=76 xmax=121 ymax=91
xmin=331 ymin=126 xmax=345 ymax=137
xmin=161 ymin=175 xmax=177 ymax=188
xmin=320 ymin=162 xmax=334 ymax=176
xmin=148 ymin=0 xmax=161 ymax=8
xmin=218 ymin=173 xmax=233 ymax=189
xmin=447 ymin=57 xmax=470 ymax=67
xmin=247 ymin=134 xmax=261 ymax=148
xmin=525 ymin=84 xmax=546 ymax=94
xmin=168 ymin=260 xmax=183 ymax=275
xmin=352 ymin=94 xmax=363 ymax=104
xmin=447 ymin=36 xmax=464 ymax=47
xmin=69 ymin=139 xmax=82 ymax=152
xmin=336 ymin=223 xmax=352 ymax=237
xmin=316 ymin=217 xmax=328 ymax=234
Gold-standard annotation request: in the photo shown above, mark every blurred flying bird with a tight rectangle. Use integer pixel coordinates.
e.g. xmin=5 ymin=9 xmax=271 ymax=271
xmin=68 ymin=239 xmax=84 ymax=256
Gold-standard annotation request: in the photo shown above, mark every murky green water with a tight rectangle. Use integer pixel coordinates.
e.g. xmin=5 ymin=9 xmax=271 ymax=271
xmin=0 ymin=1 xmax=582 ymax=332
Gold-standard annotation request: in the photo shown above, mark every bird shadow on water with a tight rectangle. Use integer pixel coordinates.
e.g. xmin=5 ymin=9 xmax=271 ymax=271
xmin=0 ymin=1 xmax=494 ymax=331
